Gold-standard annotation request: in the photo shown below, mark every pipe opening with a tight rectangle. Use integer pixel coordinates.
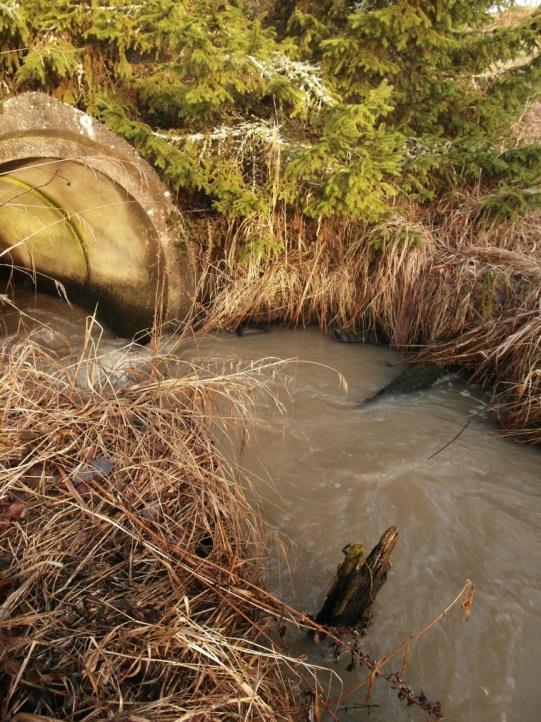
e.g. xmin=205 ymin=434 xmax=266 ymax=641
xmin=0 ymin=157 xmax=165 ymax=336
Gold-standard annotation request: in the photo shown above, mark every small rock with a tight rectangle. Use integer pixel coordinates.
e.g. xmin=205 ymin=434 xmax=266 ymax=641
xmin=362 ymin=362 xmax=445 ymax=405
xmin=75 ymin=344 xmax=152 ymax=389
xmin=72 ymin=457 xmax=114 ymax=484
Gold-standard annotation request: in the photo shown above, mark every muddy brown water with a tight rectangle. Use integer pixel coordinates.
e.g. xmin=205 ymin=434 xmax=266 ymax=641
xmin=2 ymin=291 xmax=541 ymax=722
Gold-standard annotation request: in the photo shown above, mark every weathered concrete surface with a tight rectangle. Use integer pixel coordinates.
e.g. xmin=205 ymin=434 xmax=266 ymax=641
xmin=0 ymin=92 xmax=194 ymax=335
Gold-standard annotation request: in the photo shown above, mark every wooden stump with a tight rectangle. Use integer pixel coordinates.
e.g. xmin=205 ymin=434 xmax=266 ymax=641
xmin=315 ymin=526 xmax=398 ymax=629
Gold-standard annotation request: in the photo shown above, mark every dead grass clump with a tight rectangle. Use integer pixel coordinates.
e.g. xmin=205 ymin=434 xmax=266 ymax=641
xmin=195 ymin=211 xmax=436 ymax=342
xmin=0 ymin=340 xmax=307 ymax=721
xmin=491 ymin=4 xmax=538 ymax=29
xmin=416 ymin=311 xmax=541 ymax=442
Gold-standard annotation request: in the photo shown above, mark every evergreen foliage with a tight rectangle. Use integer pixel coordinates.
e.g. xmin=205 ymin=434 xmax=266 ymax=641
xmin=0 ymin=0 xmax=540 ymax=244
xmin=287 ymin=1 xmax=541 ymax=207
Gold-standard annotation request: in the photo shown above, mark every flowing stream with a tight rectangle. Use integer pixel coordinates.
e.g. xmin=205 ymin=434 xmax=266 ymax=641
xmin=2 ymin=290 xmax=541 ymax=722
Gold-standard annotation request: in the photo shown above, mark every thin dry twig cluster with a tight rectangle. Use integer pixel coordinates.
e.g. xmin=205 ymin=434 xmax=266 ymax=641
xmin=196 ymin=200 xmax=541 ymax=443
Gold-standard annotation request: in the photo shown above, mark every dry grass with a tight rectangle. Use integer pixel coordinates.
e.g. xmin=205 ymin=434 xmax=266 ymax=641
xmin=0 ymin=339 xmax=311 ymax=721
xmin=195 ymin=200 xmax=541 ymax=444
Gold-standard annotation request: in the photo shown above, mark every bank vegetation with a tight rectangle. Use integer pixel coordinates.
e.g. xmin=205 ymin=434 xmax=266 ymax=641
xmin=0 ymin=338 xmax=465 ymax=720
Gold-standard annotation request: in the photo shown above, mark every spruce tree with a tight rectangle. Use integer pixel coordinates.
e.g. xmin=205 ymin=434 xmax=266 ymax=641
xmin=286 ymin=1 xmax=541 ymax=212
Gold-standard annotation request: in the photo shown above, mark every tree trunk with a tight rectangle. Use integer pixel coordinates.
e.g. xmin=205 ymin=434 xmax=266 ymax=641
xmin=315 ymin=526 xmax=398 ymax=629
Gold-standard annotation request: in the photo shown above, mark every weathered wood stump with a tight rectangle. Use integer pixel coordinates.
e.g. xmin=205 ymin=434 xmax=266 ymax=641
xmin=316 ymin=526 xmax=399 ymax=629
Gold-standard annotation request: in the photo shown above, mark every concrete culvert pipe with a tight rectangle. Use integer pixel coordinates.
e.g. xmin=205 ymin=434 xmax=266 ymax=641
xmin=0 ymin=92 xmax=193 ymax=336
